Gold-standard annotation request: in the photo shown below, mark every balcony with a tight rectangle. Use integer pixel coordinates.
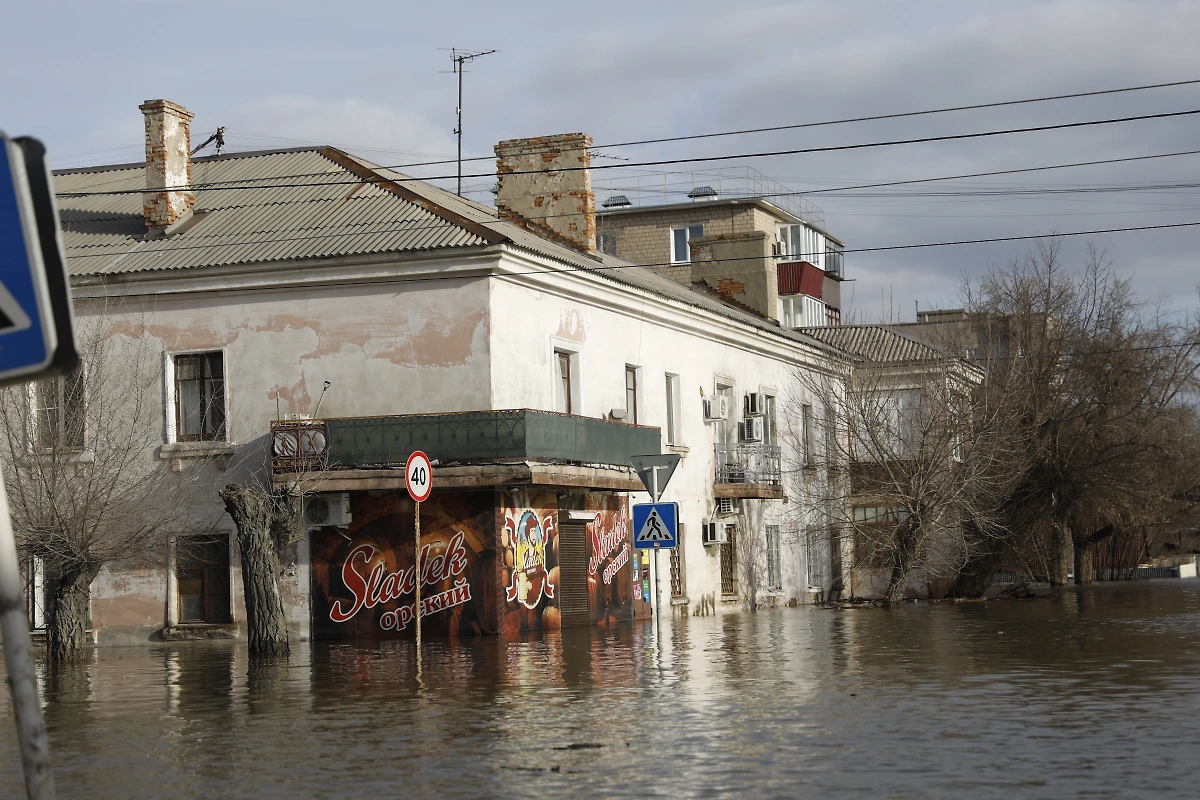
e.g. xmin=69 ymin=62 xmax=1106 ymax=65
xmin=271 ymin=410 xmax=661 ymax=493
xmin=714 ymin=443 xmax=784 ymax=499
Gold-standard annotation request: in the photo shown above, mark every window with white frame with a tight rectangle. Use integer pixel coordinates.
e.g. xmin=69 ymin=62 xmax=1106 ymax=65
xmin=174 ymin=352 xmax=226 ymax=442
xmin=800 ymin=403 xmax=815 ymax=466
xmin=766 ymin=524 xmax=782 ymax=591
xmin=671 ymin=225 xmax=704 ymax=263
xmin=776 ymin=224 xmax=824 ymax=269
xmin=625 ymin=365 xmax=639 ymax=424
xmin=33 ymin=365 xmax=86 ymax=450
xmin=555 ymin=350 xmax=575 ymax=415
xmin=763 ymin=394 xmax=777 ymax=446
xmin=664 ymin=373 xmax=682 ymax=445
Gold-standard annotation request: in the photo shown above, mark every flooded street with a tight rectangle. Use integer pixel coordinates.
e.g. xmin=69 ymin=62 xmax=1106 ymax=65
xmin=4 ymin=581 xmax=1200 ymax=798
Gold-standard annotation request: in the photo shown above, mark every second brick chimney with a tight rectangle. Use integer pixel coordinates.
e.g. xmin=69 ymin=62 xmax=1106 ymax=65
xmin=495 ymin=133 xmax=596 ymax=253
xmin=140 ymin=99 xmax=195 ymax=231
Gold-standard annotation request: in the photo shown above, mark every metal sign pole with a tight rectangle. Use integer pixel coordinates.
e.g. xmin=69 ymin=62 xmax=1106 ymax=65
xmin=0 ymin=470 xmax=54 ymax=799
xmin=414 ymin=499 xmax=422 ymax=669
xmin=651 ymin=468 xmax=662 ymax=637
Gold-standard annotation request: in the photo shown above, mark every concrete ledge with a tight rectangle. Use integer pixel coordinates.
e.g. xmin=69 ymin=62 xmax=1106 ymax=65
xmin=276 ymin=462 xmax=644 ymax=492
xmin=713 ymin=483 xmax=785 ymax=500
xmin=161 ymin=624 xmax=240 ymax=641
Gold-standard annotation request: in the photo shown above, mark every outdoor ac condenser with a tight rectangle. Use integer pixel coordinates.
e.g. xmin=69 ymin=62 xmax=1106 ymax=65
xmin=744 ymin=392 xmax=766 ymax=416
xmin=305 ymin=492 xmax=352 ymax=527
xmin=740 ymin=417 xmax=763 ymax=442
xmin=703 ymin=395 xmax=729 ymax=422
xmin=702 ymin=522 xmax=728 ymax=546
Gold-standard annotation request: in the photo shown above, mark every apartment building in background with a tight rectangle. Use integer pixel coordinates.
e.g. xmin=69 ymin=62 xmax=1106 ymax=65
xmin=595 ymin=169 xmax=846 ymax=328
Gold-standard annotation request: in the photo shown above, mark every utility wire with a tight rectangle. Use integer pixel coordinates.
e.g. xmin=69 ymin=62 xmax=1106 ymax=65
xmin=55 ymin=106 xmax=1200 ymax=199
xmin=64 ymin=219 xmax=1200 ymax=265
xmin=216 ymin=76 xmax=1200 ymax=170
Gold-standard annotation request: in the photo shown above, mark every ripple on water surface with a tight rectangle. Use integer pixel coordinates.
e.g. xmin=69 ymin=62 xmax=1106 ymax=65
xmin=2 ymin=581 xmax=1200 ymax=798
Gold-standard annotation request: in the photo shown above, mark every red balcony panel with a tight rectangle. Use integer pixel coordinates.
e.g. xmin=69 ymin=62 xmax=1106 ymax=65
xmin=777 ymin=261 xmax=823 ymax=299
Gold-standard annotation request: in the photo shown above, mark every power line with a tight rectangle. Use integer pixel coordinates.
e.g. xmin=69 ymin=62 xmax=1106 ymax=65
xmin=63 ymin=218 xmax=1200 ymax=267
xmin=54 ymin=105 xmax=1200 ymax=199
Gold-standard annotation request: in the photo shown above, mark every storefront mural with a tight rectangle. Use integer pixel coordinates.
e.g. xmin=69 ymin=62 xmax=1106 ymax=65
xmin=311 ymin=493 xmax=497 ymax=639
xmin=584 ymin=495 xmax=636 ymax=625
xmin=498 ymin=492 xmax=559 ymax=635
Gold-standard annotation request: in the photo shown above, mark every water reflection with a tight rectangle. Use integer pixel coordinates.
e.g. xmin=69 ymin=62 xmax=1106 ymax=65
xmin=2 ymin=581 xmax=1200 ymax=798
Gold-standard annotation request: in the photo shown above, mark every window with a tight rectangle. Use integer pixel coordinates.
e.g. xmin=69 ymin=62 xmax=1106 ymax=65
xmin=34 ymin=366 xmax=85 ymax=450
xmin=555 ymin=350 xmax=574 ymax=415
xmin=762 ymin=394 xmax=777 ymax=446
xmin=625 ymin=366 xmax=639 ymax=424
xmin=716 ymin=383 xmax=733 ymax=446
xmin=800 ymin=403 xmax=816 ymax=466
xmin=776 ymin=224 xmax=823 ymax=268
xmin=669 ymin=526 xmax=685 ymax=598
xmin=176 ymin=535 xmax=231 ymax=624
xmin=174 ymin=352 xmax=226 ymax=442
xmin=720 ymin=526 xmax=738 ymax=596
xmin=664 ymin=373 xmax=681 ymax=446
xmin=825 ymin=241 xmax=844 ymax=277
xmin=766 ymin=525 xmax=782 ymax=592
xmin=671 ymin=225 xmax=704 ymax=263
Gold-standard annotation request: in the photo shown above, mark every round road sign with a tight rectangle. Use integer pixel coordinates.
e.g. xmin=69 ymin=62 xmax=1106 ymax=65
xmin=405 ymin=450 xmax=433 ymax=503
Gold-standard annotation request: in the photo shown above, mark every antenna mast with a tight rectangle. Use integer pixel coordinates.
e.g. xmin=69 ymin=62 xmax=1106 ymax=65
xmin=450 ymin=48 xmax=496 ymax=197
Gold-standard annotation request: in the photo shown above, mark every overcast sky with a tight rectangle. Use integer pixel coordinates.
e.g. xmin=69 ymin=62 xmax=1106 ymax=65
xmin=4 ymin=0 xmax=1199 ymax=322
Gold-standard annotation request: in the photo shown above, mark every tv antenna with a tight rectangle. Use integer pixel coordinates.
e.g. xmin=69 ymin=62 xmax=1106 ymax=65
xmin=444 ymin=48 xmax=496 ymax=196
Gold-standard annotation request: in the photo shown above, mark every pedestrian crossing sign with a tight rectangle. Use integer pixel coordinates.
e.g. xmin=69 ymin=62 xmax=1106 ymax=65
xmin=633 ymin=502 xmax=678 ymax=549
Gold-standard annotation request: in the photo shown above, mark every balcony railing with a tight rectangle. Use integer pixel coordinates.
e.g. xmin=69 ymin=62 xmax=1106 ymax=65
xmin=714 ymin=443 xmax=782 ymax=486
xmin=271 ymin=410 xmax=660 ymax=474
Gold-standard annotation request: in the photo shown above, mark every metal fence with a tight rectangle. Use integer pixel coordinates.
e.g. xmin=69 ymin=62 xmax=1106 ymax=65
xmin=714 ymin=443 xmax=782 ymax=485
xmin=301 ymin=409 xmax=660 ymax=471
xmin=995 ymin=566 xmax=1183 ymax=584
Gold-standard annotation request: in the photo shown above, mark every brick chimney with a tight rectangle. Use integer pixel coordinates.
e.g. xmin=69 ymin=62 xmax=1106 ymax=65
xmin=495 ymin=133 xmax=596 ymax=253
xmin=139 ymin=99 xmax=195 ymax=231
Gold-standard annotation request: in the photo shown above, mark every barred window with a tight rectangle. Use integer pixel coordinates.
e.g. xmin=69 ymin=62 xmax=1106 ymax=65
xmin=766 ymin=525 xmax=782 ymax=591
xmin=669 ymin=528 xmax=685 ymax=598
xmin=720 ymin=526 xmax=737 ymax=596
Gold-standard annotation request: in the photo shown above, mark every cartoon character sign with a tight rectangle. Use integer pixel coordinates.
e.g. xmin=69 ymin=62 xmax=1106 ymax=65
xmin=499 ymin=492 xmax=560 ymax=634
xmin=505 ymin=509 xmax=555 ymax=609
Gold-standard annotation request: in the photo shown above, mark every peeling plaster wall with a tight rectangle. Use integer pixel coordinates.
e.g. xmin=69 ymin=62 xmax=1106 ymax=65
xmin=486 ymin=257 xmax=839 ymax=614
xmin=71 ymin=274 xmax=492 ymax=643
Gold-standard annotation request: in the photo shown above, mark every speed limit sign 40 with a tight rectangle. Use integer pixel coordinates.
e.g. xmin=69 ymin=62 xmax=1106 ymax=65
xmin=405 ymin=450 xmax=433 ymax=503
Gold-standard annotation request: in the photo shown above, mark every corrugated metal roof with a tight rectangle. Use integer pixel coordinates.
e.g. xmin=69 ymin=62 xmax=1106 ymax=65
xmin=802 ymin=325 xmax=948 ymax=364
xmin=56 ymin=146 xmax=842 ymax=357
xmin=56 ymin=148 xmax=490 ymax=277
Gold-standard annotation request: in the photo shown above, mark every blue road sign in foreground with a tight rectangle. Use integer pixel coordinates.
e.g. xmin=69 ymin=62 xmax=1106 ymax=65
xmin=633 ymin=502 xmax=678 ymax=549
xmin=0 ymin=133 xmax=57 ymax=383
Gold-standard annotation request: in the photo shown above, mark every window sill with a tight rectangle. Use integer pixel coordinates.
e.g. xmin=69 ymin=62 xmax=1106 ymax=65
xmin=160 ymin=441 xmax=237 ymax=472
xmin=20 ymin=449 xmax=94 ymax=466
xmin=161 ymin=623 xmax=239 ymax=641
xmin=667 ymin=445 xmax=689 ymax=457
xmin=670 ymin=596 xmax=690 ymax=606
xmin=721 ymin=594 xmax=740 ymax=604
xmin=160 ymin=441 xmax=236 ymax=458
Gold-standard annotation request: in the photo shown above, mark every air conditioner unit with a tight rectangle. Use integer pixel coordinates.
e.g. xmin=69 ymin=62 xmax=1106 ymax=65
xmin=739 ymin=417 xmax=763 ymax=442
xmin=305 ymin=493 xmax=352 ymax=527
xmin=716 ymin=497 xmax=739 ymax=515
xmin=744 ymin=392 xmax=766 ymax=417
xmin=702 ymin=522 xmax=729 ymax=546
xmin=703 ymin=395 xmax=729 ymax=422
xmin=609 ymin=408 xmax=627 ymax=421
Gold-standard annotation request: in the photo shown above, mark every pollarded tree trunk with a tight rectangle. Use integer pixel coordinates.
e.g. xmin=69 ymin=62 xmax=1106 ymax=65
xmin=1049 ymin=519 xmax=1073 ymax=587
xmin=1073 ymin=538 xmax=1095 ymax=585
xmin=947 ymin=530 xmax=1007 ymax=599
xmin=221 ymin=484 xmax=290 ymax=657
xmin=47 ymin=564 xmax=100 ymax=662
xmin=883 ymin=519 xmax=920 ymax=606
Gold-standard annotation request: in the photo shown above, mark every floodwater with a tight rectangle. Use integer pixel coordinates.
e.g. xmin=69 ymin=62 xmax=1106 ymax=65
xmin=3 ymin=581 xmax=1200 ymax=799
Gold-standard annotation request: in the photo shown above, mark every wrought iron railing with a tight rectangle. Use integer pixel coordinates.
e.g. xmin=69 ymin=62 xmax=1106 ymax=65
xmin=714 ymin=443 xmax=782 ymax=485
xmin=271 ymin=419 xmax=328 ymax=474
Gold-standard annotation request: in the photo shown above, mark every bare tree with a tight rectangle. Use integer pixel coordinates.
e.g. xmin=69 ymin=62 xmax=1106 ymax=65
xmin=0 ymin=307 xmax=218 ymax=661
xmin=956 ymin=240 xmax=1200 ymax=588
xmin=790 ymin=328 xmax=1011 ymax=604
